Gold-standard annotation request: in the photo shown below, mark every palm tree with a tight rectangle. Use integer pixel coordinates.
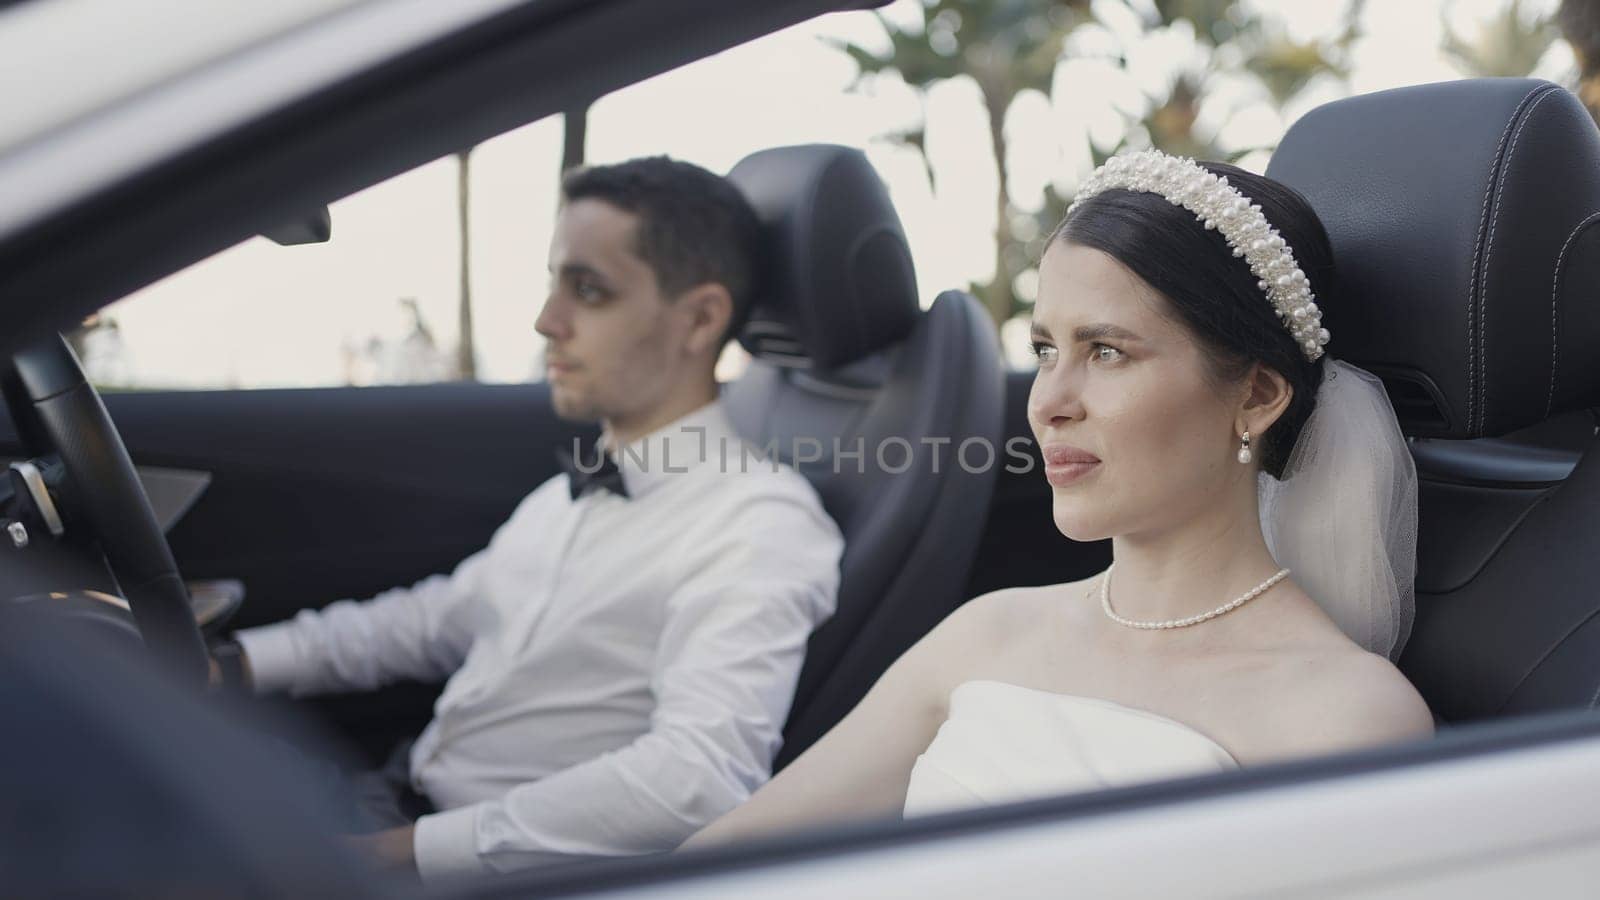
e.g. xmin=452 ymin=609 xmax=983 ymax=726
xmin=835 ymin=0 xmax=1359 ymax=328
xmin=1559 ymin=0 xmax=1600 ymax=123
xmin=1442 ymin=0 xmax=1559 ymax=78
xmin=456 ymin=148 xmax=477 ymax=380
xmin=1002 ymin=2 xmax=1358 ymax=319
xmin=1129 ymin=0 xmax=1362 ymax=158
xmin=835 ymin=0 xmax=1094 ymax=326
xmin=563 ymin=102 xmax=590 ymax=173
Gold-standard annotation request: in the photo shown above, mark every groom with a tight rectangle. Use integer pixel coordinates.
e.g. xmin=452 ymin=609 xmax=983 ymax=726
xmin=218 ymin=156 xmax=844 ymax=880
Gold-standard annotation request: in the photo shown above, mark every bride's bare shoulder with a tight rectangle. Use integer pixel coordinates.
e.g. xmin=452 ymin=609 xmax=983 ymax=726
xmin=878 ymin=585 xmax=1077 ymax=708
xmin=1262 ymin=647 xmax=1435 ymax=757
xmin=930 ymin=578 xmax=1097 ymax=652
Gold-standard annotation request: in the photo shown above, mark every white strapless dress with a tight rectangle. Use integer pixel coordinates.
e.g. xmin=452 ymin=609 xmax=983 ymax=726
xmin=903 ymin=680 xmax=1240 ymax=818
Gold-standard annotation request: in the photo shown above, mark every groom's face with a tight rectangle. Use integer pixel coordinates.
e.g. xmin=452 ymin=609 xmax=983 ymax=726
xmin=537 ymin=199 xmax=694 ymax=425
xmin=1027 ymin=241 xmax=1251 ymax=542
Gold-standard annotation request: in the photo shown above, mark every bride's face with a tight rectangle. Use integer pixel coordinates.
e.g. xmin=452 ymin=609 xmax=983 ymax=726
xmin=1027 ymin=241 xmax=1249 ymax=542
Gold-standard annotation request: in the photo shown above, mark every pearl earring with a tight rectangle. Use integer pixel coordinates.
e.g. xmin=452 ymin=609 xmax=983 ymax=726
xmin=1237 ymin=431 xmax=1253 ymax=465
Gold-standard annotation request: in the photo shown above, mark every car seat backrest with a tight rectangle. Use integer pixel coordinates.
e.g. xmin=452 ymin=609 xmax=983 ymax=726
xmin=731 ymin=143 xmax=922 ymax=370
xmin=725 ymin=145 xmax=1004 ymax=763
xmin=1268 ymin=79 xmax=1600 ymax=439
xmin=1268 ymin=79 xmax=1600 ymax=721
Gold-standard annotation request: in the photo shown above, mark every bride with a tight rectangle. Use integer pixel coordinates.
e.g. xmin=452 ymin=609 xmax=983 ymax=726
xmin=685 ymin=150 xmax=1432 ymax=845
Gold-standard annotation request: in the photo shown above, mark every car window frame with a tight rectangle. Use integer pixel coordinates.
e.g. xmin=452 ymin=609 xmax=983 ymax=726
xmin=0 ymin=0 xmax=859 ymax=358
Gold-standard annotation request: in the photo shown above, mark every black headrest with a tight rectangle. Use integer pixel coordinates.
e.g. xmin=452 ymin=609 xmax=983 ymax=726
xmin=1267 ymin=79 xmax=1600 ymax=439
xmin=728 ymin=145 xmax=920 ymax=370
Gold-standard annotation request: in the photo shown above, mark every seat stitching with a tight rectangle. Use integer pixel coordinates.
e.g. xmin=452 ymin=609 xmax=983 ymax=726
xmin=1444 ymin=483 xmax=1558 ymax=711
xmin=1469 ymin=101 xmax=1527 ymax=435
xmin=1480 ymin=86 xmax=1559 ymax=434
xmin=1546 ymin=213 xmax=1600 ymax=418
xmin=1499 ymin=595 xmax=1600 ymax=715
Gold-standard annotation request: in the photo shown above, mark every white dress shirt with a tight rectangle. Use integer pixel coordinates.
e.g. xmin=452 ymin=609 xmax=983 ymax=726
xmin=236 ymin=401 xmax=843 ymax=879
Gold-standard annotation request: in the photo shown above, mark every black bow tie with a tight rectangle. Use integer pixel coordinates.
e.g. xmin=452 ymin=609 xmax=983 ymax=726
xmin=557 ymin=445 xmax=629 ymax=500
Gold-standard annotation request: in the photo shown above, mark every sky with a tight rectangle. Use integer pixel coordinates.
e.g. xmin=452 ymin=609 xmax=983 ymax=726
xmin=97 ymin=0 xmax=1574 ymax=388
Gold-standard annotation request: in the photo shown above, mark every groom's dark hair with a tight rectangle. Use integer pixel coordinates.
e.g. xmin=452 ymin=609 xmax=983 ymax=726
xmin=1051 ymin=163 xmax=1333 ymax=479
xmin=561 ymin=156 xmax=762 ymax=345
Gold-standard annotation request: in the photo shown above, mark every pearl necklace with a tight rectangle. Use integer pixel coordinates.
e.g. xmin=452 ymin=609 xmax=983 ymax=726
xmin=1099 ymin=563 xmax=1291 ymax=630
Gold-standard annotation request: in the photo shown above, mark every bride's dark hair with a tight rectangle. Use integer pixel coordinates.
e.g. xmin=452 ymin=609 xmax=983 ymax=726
xmin=1051 ymin=161 xmax=1334 ymax=479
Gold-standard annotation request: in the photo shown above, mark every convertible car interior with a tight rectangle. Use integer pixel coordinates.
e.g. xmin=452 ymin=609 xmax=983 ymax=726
xmin=5 ymin=0 xmax=1600 ymax=894
xmin=1267 ymin=77 xmax=1600 ymax=725
xmin=723 ymin=143 xmax=1003 ymax=764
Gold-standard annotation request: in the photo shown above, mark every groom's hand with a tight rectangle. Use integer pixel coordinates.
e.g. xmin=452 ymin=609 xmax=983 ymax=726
xmin=344 ymin=825 xmax=417 ymax=876
xmin=206 ymin=640 xmax=251 ymax=692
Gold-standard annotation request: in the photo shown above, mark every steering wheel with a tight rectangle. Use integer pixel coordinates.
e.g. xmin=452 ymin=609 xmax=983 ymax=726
xmin=4 ymin=335 xmax=208 ymax=684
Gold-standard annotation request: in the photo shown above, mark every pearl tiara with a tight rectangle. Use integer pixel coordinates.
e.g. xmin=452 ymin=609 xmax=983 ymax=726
xmin=1067 ymin=150 xmax=1329 ymax=361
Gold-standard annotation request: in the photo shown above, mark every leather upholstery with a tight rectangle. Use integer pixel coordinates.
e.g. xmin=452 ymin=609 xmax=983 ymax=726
xmin=1269 ymin=79 xmax=1600 ymax=722
xmin=1268 ymin=79 xmax=1600 ymax=439
xmin=731 ymin=144 xmax=921 ymax=371
xmin=726 ymin=146 xmax=1004 ymax=763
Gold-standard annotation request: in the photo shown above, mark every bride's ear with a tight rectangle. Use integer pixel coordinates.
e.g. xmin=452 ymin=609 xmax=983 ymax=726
xmin=1238 ymin=363 xmax=1292 ymax=435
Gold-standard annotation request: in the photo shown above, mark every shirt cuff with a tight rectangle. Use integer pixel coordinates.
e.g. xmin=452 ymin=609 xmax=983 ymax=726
xmin=413 ymin=803 xmax=492 ymax=882
xmin=233 ymin=623 xmax=301 ymax=695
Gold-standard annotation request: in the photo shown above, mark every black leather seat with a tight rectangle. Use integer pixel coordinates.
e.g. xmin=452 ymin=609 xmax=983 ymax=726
xmin=1267 ymin=78 xmax=1600 ymax=723
xmin=724 ymin=145 xmax=1004 ymax=764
